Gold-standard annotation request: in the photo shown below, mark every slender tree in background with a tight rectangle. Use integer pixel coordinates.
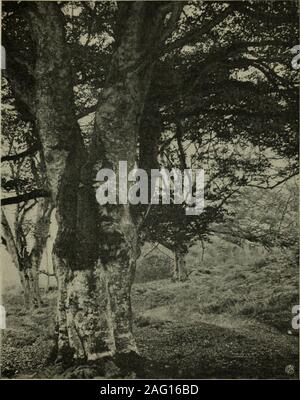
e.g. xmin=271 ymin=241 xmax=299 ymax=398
xmin=1 ymin=93 xmax=53 ymax=308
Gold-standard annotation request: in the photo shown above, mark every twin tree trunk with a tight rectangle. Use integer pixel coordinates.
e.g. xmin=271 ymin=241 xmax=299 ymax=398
xmin=1 ymin=199 xmax=52 ymax=309
xmin=25 ymin=2 xmax=182 ymax=366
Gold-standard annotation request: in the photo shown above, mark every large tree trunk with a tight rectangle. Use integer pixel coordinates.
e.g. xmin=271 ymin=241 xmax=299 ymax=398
xmin=84 ymin=2 xmax=182 ymax=358
xmin=23 ymin=1 xmax=182 ymax=368
xmin=27 ymin=3 xmax=112 ymax=362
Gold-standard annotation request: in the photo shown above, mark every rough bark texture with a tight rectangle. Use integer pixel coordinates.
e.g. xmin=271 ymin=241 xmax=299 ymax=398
xmin=27 ymin=3 xmax=111 ymax=362
xmin=139 ymin=96 xmax=161 ymax=179
xmin=7 ymin=1 xmax=183 ymax=367
xmin=29 ymin=199 xmax=54 ymax=306
xmin=173 ymin=248 xmax=186 ymax=282
xmin=83 ymin=2 xmax=182 ymax=357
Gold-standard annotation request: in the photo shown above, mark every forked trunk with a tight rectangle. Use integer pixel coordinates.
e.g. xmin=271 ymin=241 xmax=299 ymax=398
xmin=25 ymin=1 xmax=183 ymax=366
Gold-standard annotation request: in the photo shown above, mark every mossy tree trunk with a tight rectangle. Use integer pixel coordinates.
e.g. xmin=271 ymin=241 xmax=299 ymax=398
xmin=27 ymin=3 xmax=112 ymax=362
xmin=9 ymin=1 xmax=183 ymax=366
xmin=83 ymin=2 xmax=183 ymax=357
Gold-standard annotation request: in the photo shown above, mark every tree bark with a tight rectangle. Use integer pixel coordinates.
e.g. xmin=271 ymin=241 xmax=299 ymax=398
xmin=8 ymin=1 xmax=183 ymax=367
xmin=173 ymin=248 xmax=186 ymax=282
xmin=84 ymin=2 xmax=182 ymax=357
xmin=18 ymin=270 xmax=31 ymax=309
xmin=27 ymin=2 xmax=112 ymax=362
xmin=30 ymin=199 xmax=54 ymax=307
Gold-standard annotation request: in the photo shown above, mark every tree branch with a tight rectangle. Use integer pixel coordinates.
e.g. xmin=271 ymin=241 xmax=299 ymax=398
xmin=247 ymin=172 xmax=298 ymax=190
xmin=1 ymin=143 xmax=41 ymax=162
xmin=163 ymin=4 xmax=235 ymax=54
xmin=1 ymin=189 xmax=51 ymax=205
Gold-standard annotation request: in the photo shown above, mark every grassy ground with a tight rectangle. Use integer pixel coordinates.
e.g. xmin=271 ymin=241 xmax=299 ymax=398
xmin=1 ymin=256 xmax=298 ymax=379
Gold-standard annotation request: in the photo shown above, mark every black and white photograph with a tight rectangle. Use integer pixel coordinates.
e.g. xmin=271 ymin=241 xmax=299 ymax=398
xmin=0 ymin=0 xmax=299 ymax=381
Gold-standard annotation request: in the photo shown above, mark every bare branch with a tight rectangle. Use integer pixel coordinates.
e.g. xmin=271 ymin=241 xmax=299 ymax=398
xmin=247 ymin=172 xmax=298 ymax=190
xmin=163 ymin=4 xmax=235 ymax=54
xmin=1 ymin=143 xmax=41 ymax=162
xmin=1 ymin=189 xmax=51 ymax=206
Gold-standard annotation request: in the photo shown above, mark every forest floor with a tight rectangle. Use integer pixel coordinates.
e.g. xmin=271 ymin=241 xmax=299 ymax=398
xmin=1 ymin=259 xmax=299 ymax=379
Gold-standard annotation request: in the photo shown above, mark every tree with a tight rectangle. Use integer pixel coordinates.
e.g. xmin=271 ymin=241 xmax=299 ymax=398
xmin=139 ymin=0 xmax=298 ymax=276
xmin=2 ymin=1 xmax=183 ymax=370
xmin=2 ymin=0 xmax=298 ymax=375
xmin=1 ymin=86 xmax=53 ymax=308
xmin=210 ymin=180 xmax=299 ymax=251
